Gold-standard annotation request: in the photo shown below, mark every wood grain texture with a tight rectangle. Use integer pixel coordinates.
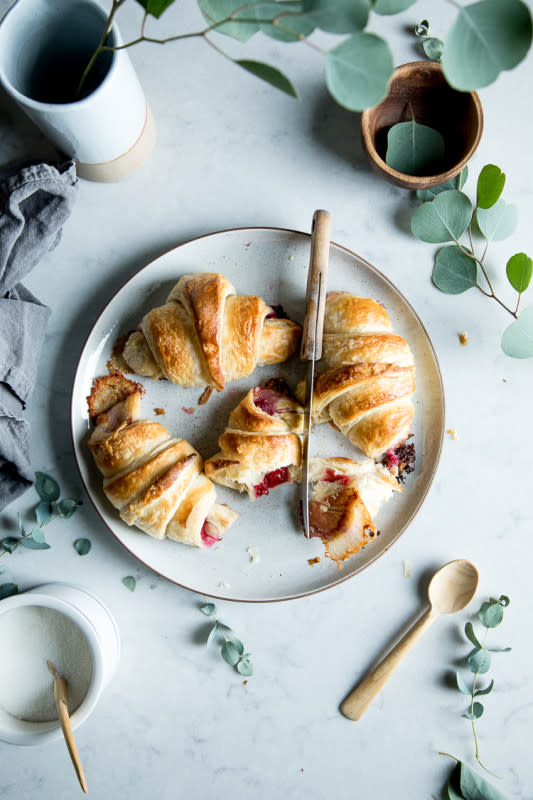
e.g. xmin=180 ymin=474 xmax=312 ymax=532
xmin=301 ymin=209 xmax=331 ymax=360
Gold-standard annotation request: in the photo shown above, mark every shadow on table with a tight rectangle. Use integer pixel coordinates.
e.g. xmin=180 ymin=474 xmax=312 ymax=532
xmin=0 ymin=84 xmax=62 ymax=174
xmin=309 ymin=86 xmax=367 ymax=171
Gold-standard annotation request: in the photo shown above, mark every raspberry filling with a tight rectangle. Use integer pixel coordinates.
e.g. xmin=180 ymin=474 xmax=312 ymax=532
xmin=321 ymin=468 xmax=350 ymax=485
xmin=253 ymin=387 xmax=281 ymax=416
xmin=253 ymin=466 xmax=290 ymax=498
xmin=383 ymin=448 xmax=400 ymax=471
xmin=201 ymin=520 xmax=220 ymax=547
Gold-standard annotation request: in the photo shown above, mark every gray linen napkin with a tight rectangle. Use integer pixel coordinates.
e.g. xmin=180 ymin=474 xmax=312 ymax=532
xmin=0 ymin=161 xmax=78 ymax=511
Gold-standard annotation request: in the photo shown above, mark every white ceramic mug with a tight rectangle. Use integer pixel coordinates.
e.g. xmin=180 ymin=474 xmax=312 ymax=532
xmin=0 ymin=583 xmax=120 ymax=746
xmin=0 ymin=0 xmax=156 ymax=181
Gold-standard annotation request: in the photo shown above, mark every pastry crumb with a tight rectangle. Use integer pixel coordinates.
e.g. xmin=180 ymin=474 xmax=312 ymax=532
xmin=447 ymin=428 xmax=459 ymax=440
xmin=198 ymin=386 xmax=213 ymax=406
xmin=247 ymin=546 xmax=260 ymax=564
xmin=154 ymin=407 xmax=165 ymax=416
xmin=308 ymin=557 xmax=321 ymax=566
xmin=243 ymin=680 xmax=248 ymax=686
xmin=218 ymin=581 xmax=231 ymax=589
xmin=403 ymin=560 xmax=412 ymax=578
xmin=182 ymin=407 xmax=194 ymax=415
xmin=288 ymin=255 xmax=294 ymax=261
xmin=458 ymin=332 xmax=468 ymax=346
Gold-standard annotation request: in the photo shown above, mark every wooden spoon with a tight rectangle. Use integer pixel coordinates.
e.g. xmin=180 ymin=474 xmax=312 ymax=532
xmin=47 ymin=660 xmax=88 ymax=793
xmin=340 ymin=559 xmax=479 ymax=721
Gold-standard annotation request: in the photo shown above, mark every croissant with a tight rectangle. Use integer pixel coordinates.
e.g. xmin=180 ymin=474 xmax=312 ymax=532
xmin=87 ymin=373 xmax=237 ymax=548
xmin=122 ymin=273 xmax=302 ymax=391
xmin=204 ymin=379 xmax=304 ymax=499
xmin=308 ymin=456 xmax=400 ymax=564
xmin=310 ymin=293 xmax=416 ymax=458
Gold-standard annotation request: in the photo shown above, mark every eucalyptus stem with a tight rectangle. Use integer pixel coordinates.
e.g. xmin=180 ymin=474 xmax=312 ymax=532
xmin=453 ymin=235 xmax=519 ymax=319
xmin=76 ymin=0 xmax=125 ymax=98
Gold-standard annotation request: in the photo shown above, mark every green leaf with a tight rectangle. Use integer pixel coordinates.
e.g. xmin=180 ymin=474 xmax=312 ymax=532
xmin=447 ymin=767 xmax=465 ymax=800
xmin=221 ymin=639 xmax=241 ymax=666
xmin=372 ymin=0 xmax=416 ymax=14
xmin=57 ymin=499 xmax=79 ymax=519
xmin=201 ymin=602 xmax=216 ymax=616
xmin=31 ymin=527 xmax=46 ymax=544
xmin=464 ymin=622 xmax=482 ymax=649
xmin=456 ymin=671 xmax=472 ymax=695
xmin=386 ymin=120 xmax=445 ymax=176
xmin=433 ymin=244 xmax=477 ymax=293
xmin=474 ymin=679 xmax=494 ymax=697
xmin=476 ymin=199 xmax=517 ymax=241
xmin=458 ymin=760 xmax=508 ymax=800
xmin=122 ymin=576 xmax=136 ymax=592
xmin=134 ymin=0 xmax=175 ymax=18
xmin=303 ymin=0 xmax=369 ymax=33
xmin=325 ymin=32 xmax=394 ymax=111
xmin=412 ymin=190 xmax=473 ymax=243
xmin=476 ymin=164 xmax=505 ymax=209
xmin=498 ymin=595 xmax=510 ymax=607
xmin=35 ymin=501 xmax=52 ymax=526
xmin=22 ymin=538 xmax=51 ymax=550
xmin=197 ymin=0 xmax=259 ymax=42
xmin=506 ymin=253 xmax=532 ymax=294
xmin=35 ymin=472 xmax=60 ymax=503
xmin=74 ymin=538 xmax=91 ymax=556
xmin=479 ymin=600 xmax=504 ymax=628
xmin=234 ymin=60 xmax=298 ymax=98
xmin=502 ymin=307 xmax=533 ymax=358
xmin=463 ymin=701 xmax=484 ymax=720
xmin=416 ymin=167 xmax=468 ymax=201
xmin=237 ymin=655 xmax=254 ymax=676
xmin=0 ymin=582 xmax=18 ymax=600
xmin=442 ymin=0 xmax=532 ymax=91
xmin=206 ymin=622 xmax=219 ymax=646
xmin=468 ymin=648 xmax=491 ymax=674
xmin=257 ymin=2 xmax=315 ymax=42
xmin=1 ymin=537 xmax=19 ymax=554
xmin=227 ymin=636 xmax=244 ymax=656
xmin=17 ymin=513 xmax=25 ymax=537
xmin=422 ymin=37 xmax=444 ymax=61
xmin=488 ymin=646 xmax=511 ymax=653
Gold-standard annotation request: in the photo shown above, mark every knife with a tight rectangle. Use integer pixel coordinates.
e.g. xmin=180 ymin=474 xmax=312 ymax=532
xmin=300 ymin=209 xmax=331 ymax=539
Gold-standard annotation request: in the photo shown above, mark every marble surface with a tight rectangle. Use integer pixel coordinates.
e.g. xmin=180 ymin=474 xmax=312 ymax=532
xmin=1 ymin=1 xmax=532 ymax=797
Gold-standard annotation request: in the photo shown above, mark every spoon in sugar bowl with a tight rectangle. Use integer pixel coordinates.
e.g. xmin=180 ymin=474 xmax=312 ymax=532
xmin=47 ymin=660 xmax=88 ymax=793
xmin=340 ymin=559 xmax=479 ymax=721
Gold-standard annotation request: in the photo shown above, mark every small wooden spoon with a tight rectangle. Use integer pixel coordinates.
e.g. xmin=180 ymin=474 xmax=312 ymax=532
xmin=47 ymin=660 xmax=88 ymax=793
xmin=340 ymin=559 xmax=479 ymax=721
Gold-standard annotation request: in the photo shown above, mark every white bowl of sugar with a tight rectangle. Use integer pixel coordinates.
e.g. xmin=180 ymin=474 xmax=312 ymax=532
xmin=0 ymin=582 xmax=120 ymax=745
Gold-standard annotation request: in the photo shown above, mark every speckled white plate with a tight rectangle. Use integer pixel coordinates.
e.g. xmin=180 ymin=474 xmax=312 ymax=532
xmin=71 ymin=227 xmax=444 ymax=602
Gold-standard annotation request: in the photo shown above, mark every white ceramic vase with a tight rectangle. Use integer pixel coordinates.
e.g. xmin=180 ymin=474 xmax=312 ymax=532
xmin=0 ymin=0 xmax=156 ymax=181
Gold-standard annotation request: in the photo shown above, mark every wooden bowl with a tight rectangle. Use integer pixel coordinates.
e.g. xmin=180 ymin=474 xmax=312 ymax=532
xmin=361 ymin=61 xmax=483 ymax=190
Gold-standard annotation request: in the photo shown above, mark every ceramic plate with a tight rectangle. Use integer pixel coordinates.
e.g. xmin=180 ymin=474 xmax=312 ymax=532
xmin=71 ymin=227 xmax=444 ymax=602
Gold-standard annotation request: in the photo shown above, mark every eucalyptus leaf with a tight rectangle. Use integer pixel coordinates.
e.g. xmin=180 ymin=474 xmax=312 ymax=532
xmin=201 ymin=603 xmax=216 ymax=616
xmin=442 ymin=0 xmax=532 ymax=91
xmin=462 ymin=701 xmax=484 ymax=720
xmin=22 ymin=538 xmax=51 ymax=550
xmin=206 ymin=622 xmax=219 ymax=646
xmin=35 ymin=501 xmax=52 ymax=526
xmin=372 ymin=0 xmax=416 ymax=14
xmin=135 ymin=0 xmax=175 ymax=18
xmin=479 ymin=601 xmax=504 ymax=628
xmin=122 ymin=576 xmax=136 ymax=592
xmin=259 ymin=2 xmax=315 ymax=42
xmin=447 ymin=767 xmax=465 ymax=800
xmin=234 ymin=60 xmax=297 ymax=98
xmin=35 ymin=472 xmax=60 ymax=503
xmin=416 ymin=167 xmax=468 ymax=201
xmin=17 ymin=513 xmax=25 ymax=537
xmin=412 ymin=190 xmax=473 ymax=243
xmin=415 ymin=21 xmax=429 ymax=38
xmin=458 ymin=760 xmax=508 ymax=800
xmin=501 ymin=307 xmax=533 ymax=358
xmin=74 ymin=538 xmax=91 ymax=556
xmin=227 ymin=636 xmax=244 ymax=656
xmin=221 ymin=640 xmax=240 ymax=666
xmin=1 ymin=537 xmax=19 ymax=554
xmin=57 ymin=499 xmax=79 ymax=519
xmin=468 ymin=648 xmax=491 ymax=674
xmin=456 ymin=671 xmax=472 ymax=695
xmin=237 ymin=655 xmax=254 ymax=676
xmin=325 ymin=32 xmax=393 ymax=111
xmin=476 ymin=164 xmax=505 ymax=209
xmin=474 ymin=679 xmax=494 ymax=697
xmin=433 ymin=246 xmax=477 ymax=294
xmin=506 ymin=253 xmax=532 ymax=294
xmin=476 ymin=199 xmax=517 ymax=241
xmin=0 ymin=583 xmax=18 ymax=600
xmin=197 ymin=0 xmax=260 ymax=42
xmin=303 ymin=0 xmax=369 ymax=33
xmin=465 ymin=622 xmax=482 ymax=649
xmin=31 ymin=527 xmax=46 ymax=544
xmin=487 ymin=647 xmax=511 ymax=653
xmin=386 ymin=120 xmax=445 ymax=176
xmin=422 ymin=37 xmax=444 ymax=61
xmin=498 ymin=595 xmax=510 ymax=607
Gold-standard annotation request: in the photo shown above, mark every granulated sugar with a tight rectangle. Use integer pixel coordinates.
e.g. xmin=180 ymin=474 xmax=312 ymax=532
xmin=0 ymin=606 xmax=93 ymax=722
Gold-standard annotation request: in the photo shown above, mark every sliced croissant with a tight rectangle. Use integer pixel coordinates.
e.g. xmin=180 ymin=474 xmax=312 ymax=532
xmin=122 ymin=273 xmax=302 ymax=391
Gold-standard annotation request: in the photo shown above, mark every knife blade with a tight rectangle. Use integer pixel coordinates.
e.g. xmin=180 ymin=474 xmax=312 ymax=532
xmin=300 ymin=209 xmax=331 ymax=539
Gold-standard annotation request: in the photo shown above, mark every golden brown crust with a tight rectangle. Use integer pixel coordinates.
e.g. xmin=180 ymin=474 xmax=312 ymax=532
xmin=89 ymin=420 xmax=172 ymax=478
xmin=309 ymin=487 xmax=375 ymax=564
xmin=87 ymin=373 xmax=144 ymax=419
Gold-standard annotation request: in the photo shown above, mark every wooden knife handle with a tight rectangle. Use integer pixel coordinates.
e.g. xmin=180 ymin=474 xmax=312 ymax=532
xmin=300 ymin=209 xmax=331 ymax=361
